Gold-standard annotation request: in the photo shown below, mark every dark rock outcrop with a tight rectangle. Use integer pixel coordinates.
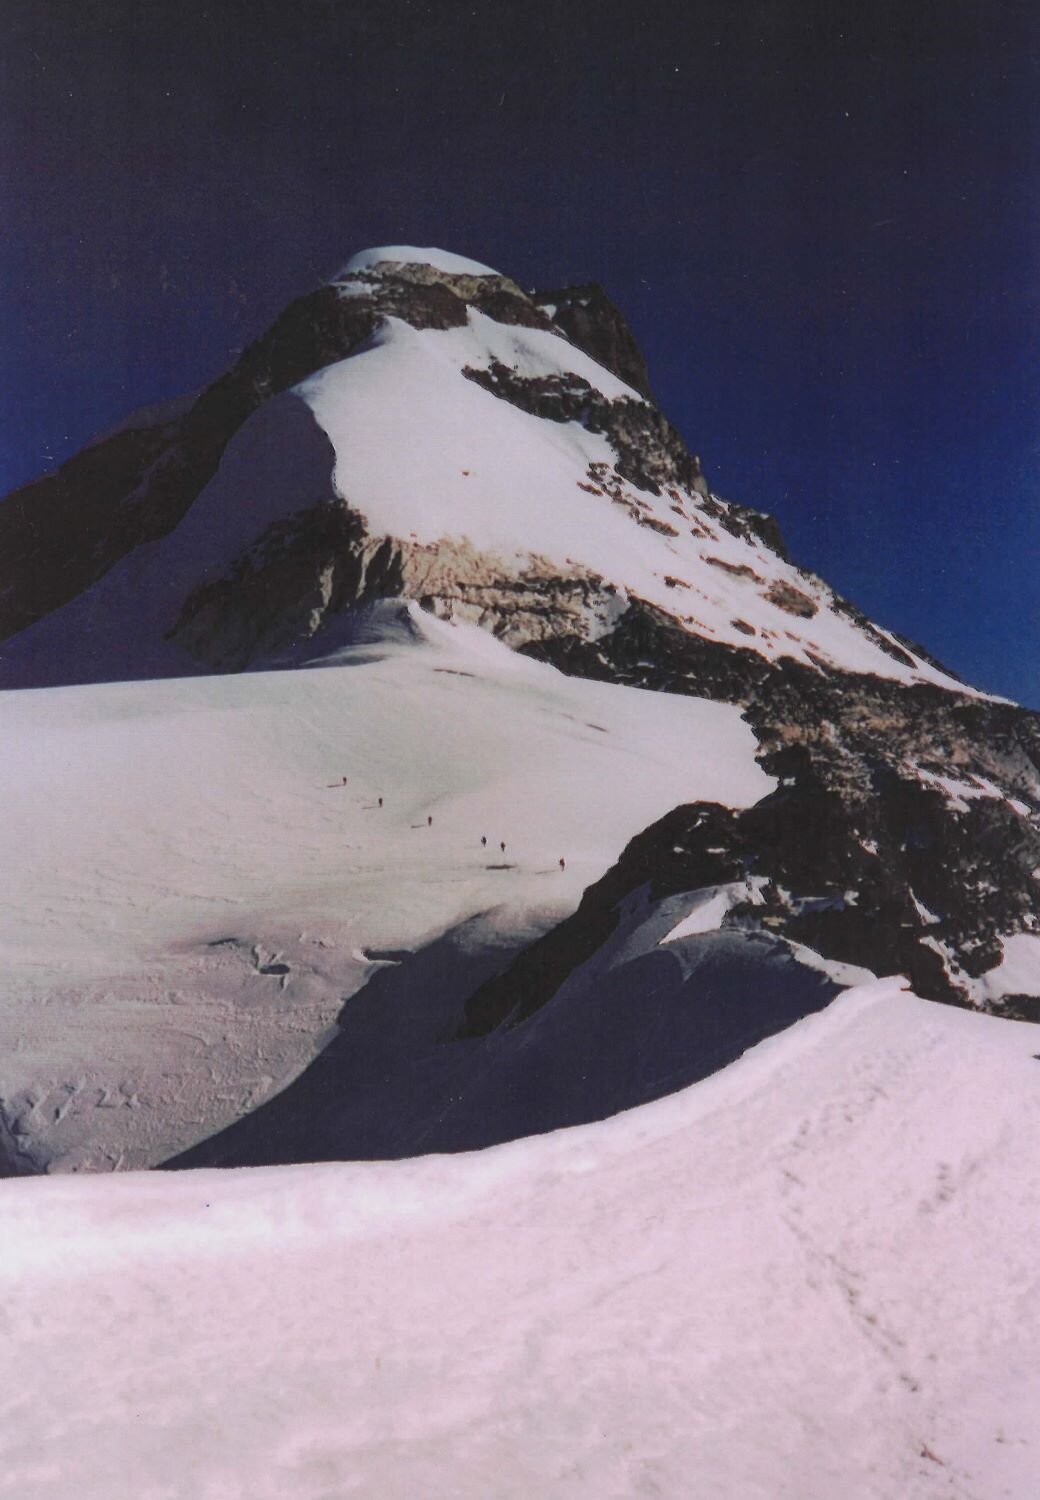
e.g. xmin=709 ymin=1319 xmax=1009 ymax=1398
xmin=2 ymin=250 xmax=805 ymax=705
xmin=168 ymin=503 xmax=405 ymax=671
xmin=462 ymin=360 xmax=709 ymax=497
xmin=461 ymin=746 xmax=1040 ymax=1038
xmin=518 ymin=601 xmax=1040 ymax=1013
xmin=532 ymin=282 xmax=655 ymax=398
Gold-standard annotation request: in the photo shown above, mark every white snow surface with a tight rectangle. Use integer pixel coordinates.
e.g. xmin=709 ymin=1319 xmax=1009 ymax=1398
xmin=0 ymin=607 xmax=771 ymax=1170
xmin=654 ymin=878 xmax=877 ymax=989
xmin=977 ymin=931 xmax=1040 ymax=1001
xmin=658 ymin=879 xmax=765 ymax=943
xmin=287 ymin=317 xmax=977 ymax=689
xmin=338 ymin=244 xmax=501 ymax=277
xmin=2 ymin=979 xmax=1038 ymax=1499
xmin=913 ymin=766 xmax=1029 ymax=815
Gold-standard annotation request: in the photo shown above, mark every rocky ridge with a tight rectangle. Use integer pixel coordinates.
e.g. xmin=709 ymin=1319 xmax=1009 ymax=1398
xmin=510 ymin=603 xmax=1040 ymax=1014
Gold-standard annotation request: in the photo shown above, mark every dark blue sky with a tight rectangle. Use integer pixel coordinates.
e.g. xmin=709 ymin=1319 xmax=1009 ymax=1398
xmin=3 ymin=0 xmax=1038 ymax=702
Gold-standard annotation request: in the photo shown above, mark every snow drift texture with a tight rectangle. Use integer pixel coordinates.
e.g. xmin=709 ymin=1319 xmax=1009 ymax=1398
xmin=4 ymin=982 xmax=1039 ymax=1500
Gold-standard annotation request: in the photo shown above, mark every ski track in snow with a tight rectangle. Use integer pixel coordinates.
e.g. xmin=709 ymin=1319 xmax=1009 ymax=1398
xmin=0 ymin=981 xmax=1036 ymax=1498
xmin=0 ymin=611 xmax=771 ymax=1170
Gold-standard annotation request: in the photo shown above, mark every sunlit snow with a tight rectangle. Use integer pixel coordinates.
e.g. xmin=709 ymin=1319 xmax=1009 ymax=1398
xmin=338 ymin=244 xmax=502 ymax=277
xmin=1 ymin=980 xmax=1037 ymax=1498
xmin=976 ymin=930 xmax=1040 ymax=1001
xmin=0 ymin=606 xmax=771 ymax=1170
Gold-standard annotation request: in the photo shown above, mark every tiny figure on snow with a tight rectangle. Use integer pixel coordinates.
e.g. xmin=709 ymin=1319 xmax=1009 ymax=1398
xmin=481 ymin=835 xmax=487 ymax=847
xmin=559 ymin=857 xmax=566 ymax=871
xmin=427 ymin=815 xmax=433 ymax=827
xmin=500 ymin=841 xmax=507 ymax=855
xmin=378 ymin=797 xmax=383 ymax=808
xmin=342 ymin=776 xmax=348 ymax=786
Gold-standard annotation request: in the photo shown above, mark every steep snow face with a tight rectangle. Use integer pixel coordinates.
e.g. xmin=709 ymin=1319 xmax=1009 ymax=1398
xmin=296 ymin=312 xmax=638 ymax=543
xmin=0 ymin=606 xmax=772 ymax=1172
xmin=3 ymin=980 xmax=1038 ymax=1498
xmin=338 ymin=245 xmax=502 ymax=277
xmin=293 ymin=315 xmax=972 ymax=686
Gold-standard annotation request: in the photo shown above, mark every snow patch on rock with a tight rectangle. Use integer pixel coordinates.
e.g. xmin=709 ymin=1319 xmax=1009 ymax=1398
xmin=977 ymin=931 xmax=1040 ymax=1002
xmin=658 ymin=879 xmax=766 ymax=944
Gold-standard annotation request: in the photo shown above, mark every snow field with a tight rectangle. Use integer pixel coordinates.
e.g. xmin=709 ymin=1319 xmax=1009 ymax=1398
xmin=0 ymin=610 xmax=771 ymax=1169
xmin=977 ymin=931 xmax=1040 ymax=1002
xmin=1 ymin=980 xmax=1037 ymax=1498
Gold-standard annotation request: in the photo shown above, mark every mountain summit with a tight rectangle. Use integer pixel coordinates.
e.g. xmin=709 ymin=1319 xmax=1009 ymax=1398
xmin=0 ymin=245 xmax=971 ymax=691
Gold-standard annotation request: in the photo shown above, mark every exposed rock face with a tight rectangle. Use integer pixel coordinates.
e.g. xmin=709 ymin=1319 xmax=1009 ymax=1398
xmin=461 ymin=753 xmax=1040 ymax=1037
xmin=0 ymin=420 xmax=186 ymax=639
xmin=461 ymin=360 xmax=710 ymax=497
xmin=0 ymin=253 xmax=759 ymax=664
xmin=506 ymin=605 xmax=1040 ymax=1014
xmin=531 ymin=282 xmax=655 ymax=398
xmin=764 ymin=578 xmax=818 ymax=617
xmin=0 ymin=251 xmax=905 ymax=695
xmin=695 ymin=492 xmax=790 ymax=558
xmin=169 ymin=504 xmax=403 ymax=670
xmin=169 ymin=512 xmax=621 ymax=672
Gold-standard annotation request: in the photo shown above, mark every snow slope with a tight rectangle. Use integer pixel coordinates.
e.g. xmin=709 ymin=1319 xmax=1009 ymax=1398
xmin=170 ymin=899 xmax=846 ymax=1169
xmin=2 ymin=979 xmax=1037 ymax=1499
xmin=0 ymin=606 xmax=771 ymax=1171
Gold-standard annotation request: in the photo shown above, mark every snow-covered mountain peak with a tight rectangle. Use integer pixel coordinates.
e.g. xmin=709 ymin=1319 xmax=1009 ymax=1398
xmin=337 ymin=245 xmax=502 ymax=279
xmin=0 ymin=251 xmax=981 ymax=696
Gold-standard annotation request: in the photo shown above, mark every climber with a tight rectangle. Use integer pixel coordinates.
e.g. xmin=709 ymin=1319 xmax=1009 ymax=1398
xmin=427 ymin=815 xmax=433 ymax=827
xmin=559 ymin=857 xmax=566 ymax=871
xmin=481 ymin=835 xmax=487 ymax=847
